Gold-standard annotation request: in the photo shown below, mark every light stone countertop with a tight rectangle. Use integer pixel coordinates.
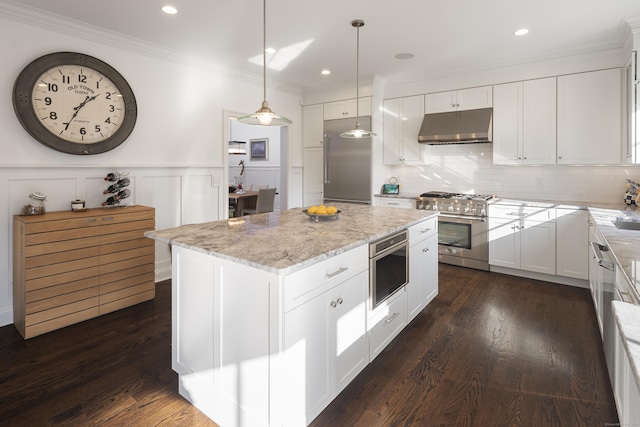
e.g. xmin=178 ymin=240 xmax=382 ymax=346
xmin=146 ymin=203 xmax=437 ymax=275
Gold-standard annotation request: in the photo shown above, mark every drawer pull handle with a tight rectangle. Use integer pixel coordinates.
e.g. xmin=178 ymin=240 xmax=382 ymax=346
xmin=102 ymin=217 xmax=114 ymax=221
xmin=85 ymin=218 xmax=97 ymax=223
xmin=330 ymin=298 xmax=344 ymax=308
xmin=385 ymin=312 xmax=400 ymax=324
xmin=336 ymin=298 xmax=343 ymax=305
xmin=326 ymin=266 xmax=348 ymax=278
xmin=420 ymin=228 xmax=432 ymax=234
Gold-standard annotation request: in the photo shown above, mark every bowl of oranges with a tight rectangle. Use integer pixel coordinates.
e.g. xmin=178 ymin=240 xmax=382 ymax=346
xmin=303 ymin=205 xmax=341 ymax=222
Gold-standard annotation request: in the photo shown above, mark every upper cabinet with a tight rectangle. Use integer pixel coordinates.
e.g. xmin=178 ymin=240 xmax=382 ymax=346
xmin=303 ymin=104 xmax=324 ymax=148
xmin=557 ymin=68 xmax=623 ymax=164
xmin=324 ymin=97 xmax=372 ymax=121
xmin=383 ymin=95 xmax=425 ymax=165
xmin=493 ymin=78 xmax=557 ymax=165
xmin=424 ymin=86 xmax=493 ymax=113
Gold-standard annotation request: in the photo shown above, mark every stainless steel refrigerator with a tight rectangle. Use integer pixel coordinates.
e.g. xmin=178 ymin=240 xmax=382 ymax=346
xmin=323 ymin=116 xmax=372 ymax=204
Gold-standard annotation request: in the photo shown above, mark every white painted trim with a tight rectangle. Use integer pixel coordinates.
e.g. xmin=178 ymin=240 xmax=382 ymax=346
xmin=490 ymin=265 xmax=590 ymax=289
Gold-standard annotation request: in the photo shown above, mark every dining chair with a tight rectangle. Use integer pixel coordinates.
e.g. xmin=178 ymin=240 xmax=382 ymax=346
xmin=243 ymin=188 xmax=277 ymax=215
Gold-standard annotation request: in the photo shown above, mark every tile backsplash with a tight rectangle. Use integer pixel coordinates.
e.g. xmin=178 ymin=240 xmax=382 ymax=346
xmin=386 ymin=143 xmax=640 ymax=205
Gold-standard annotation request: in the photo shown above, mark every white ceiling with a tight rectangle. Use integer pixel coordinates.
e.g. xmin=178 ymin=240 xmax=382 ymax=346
xmin=7 ymin=0 xmax=640 ymax=91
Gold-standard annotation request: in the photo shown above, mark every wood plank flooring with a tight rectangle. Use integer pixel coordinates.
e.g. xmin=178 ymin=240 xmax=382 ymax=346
xmin=0 ymin=264 xmax=618 ymax=426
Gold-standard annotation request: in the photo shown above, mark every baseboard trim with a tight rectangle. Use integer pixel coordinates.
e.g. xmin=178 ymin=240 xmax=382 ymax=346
xmin=490 ymin=265 xmax=589 ymax=289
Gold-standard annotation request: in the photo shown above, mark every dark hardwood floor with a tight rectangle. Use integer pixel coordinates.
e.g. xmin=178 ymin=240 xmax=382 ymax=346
xmin=0 ymin=264 xmax=618 ymax=426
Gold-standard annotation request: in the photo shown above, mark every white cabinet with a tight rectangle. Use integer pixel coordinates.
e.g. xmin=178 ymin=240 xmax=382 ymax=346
xmin=303 ymin=147 xmax=323 ymax=206
xmin=303 ymin=104 xmax=324 ymax=148
xmin=424 ymin=86 xmax=493 ymax=113
xmin=614 ymin=308 xmax=640 ymax=426
xmin=557 ymin=68 xmax=622 ymax=164
xmin=493 ymin=78 xmax=557 ymax=165
xmin=383 ymin=95 xmax=425 ymax=165
xmin=489 ymin=203 xmax=556 ymax=274
xmin=282 ymin=245 xmax=369 ymax=425
xmin=407 ymin=218 xmax=438 ymax=322
xmin=324 ymin=97 xmax=372 ymax=120
xmin=556 ymin=209 xmax=588 ymax=280
xmin=374 ymin=197 xmax=416 ymax=209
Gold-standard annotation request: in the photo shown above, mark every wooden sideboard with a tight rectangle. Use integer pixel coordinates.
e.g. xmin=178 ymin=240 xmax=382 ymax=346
xmin=13 ymin=205 xmax=155 ymax=339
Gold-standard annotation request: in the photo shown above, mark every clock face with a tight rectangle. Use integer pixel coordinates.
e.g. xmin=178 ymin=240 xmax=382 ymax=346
xmin=31 ymin=64 xmax=126 ymax=144
xmin=13 ymin=52 xmax=137 ymax=155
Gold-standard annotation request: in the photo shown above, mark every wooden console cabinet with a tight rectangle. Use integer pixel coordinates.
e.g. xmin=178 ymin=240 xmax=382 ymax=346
xmin=13 ymin=205 xmax=155 ymax=339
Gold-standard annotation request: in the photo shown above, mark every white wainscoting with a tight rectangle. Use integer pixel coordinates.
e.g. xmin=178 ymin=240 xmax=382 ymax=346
xmin=0 ymin=166 xmax=224 ymax=327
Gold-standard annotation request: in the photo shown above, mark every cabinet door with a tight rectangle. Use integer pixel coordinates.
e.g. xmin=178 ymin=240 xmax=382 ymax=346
xmin=523 ymin=77 xmax=557 ymax=164
xmin=425 ymin=90 xmax=457 ymax=113
xmin=556 ymin=209 xmax=588 ymax=280
xmin=383 ymin=98 xmax=404 ymax=165
xmin=303 ymin=104 xmax=324 ymax=147
xmin=407 ymin=234 xmax=438 ymax=322
xmin=324 ymin=100 xmax=348 ymax=120
xmin=488 ymin=217 xmax=520 ymax=268
xmin=493 ymin=82 xmax=523 ymax=165
xmin=520 ymin=220 xmax=556 ymax=275
xmin=345 ymin=97 xmax=372 ymax=118
xmin=457 ymin=86 xmax=493 ymax=110
xmin=303 ymin=147 xmax=323 ymax=206
xmin=402 ymin=95 xmax=425 ymax=164
xmin=557 ymin=68 xmax=622 ymax=164
xmin=284 ymin=287 xmax=333 ymax=425
xmin=334 ymin=271 xmax=368 ymax=393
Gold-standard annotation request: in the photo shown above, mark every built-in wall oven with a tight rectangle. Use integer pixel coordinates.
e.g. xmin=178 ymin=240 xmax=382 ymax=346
xmin=416 ymin=191 xmax=494 ymax=271
xmin=369 ymin=229 xmax=408 ymax=309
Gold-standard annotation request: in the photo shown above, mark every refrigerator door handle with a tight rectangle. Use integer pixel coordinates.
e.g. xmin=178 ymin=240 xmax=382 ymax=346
xmin=323 ymin=134 xmax=330 ymax=184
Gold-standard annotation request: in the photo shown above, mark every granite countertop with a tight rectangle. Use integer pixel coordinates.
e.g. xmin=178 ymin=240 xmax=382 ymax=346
xmin=146 ymin=203 xmax=436 ymax=275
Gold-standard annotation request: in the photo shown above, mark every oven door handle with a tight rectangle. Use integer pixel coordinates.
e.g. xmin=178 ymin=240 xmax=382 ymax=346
xmin=438 ymin=214 xmax=486 ymax=222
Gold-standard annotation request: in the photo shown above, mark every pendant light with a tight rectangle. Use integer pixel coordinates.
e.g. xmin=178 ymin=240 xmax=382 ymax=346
xmin=340 ymin=19 xmax=376 ymax=139
xmin=238 ymin=0 xmax=291 ymax=126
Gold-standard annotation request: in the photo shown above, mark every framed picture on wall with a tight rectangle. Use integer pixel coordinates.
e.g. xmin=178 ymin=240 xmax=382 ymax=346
xmin=250 ymin=138 xmax=268 ymax=160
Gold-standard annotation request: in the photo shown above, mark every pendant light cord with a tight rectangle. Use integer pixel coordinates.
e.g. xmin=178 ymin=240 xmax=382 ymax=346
xmin=263 ymin=0 xmax=267 ymax=104
xmin=355 ymin=22 xmax=360 ymax=122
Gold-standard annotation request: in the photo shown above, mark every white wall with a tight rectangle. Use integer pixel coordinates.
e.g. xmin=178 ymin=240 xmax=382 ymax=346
xmin=382 ymin=144 xmax=640 ymax=205
xmin=0 ymin=9 xmax=302 ymax=327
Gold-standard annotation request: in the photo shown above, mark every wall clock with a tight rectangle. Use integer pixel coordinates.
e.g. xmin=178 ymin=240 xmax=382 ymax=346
xmin=12 ymin=52 xmax=137 ymax=155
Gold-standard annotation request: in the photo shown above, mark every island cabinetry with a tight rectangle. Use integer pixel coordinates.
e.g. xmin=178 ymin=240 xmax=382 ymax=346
xmin=282 ymin=245 xmax=368 ymax=425
xmin=493 ymin=77 xmax=557 ymax=165
xmin=557 ymin=68 xmax=622 ymax=164
xmin=489 ymin=203 xmax=556 ymax=274
xmin=13 ymin=206 xmax=155 ymax=339
xmin=424 ymin=86 xmax=492 ymax=113
xmin=383 ymin=95 xmax=425 ymax=165
xmin=323 ymin=97 xmax=371 ymax=120
xmin=613 ymin=303 xmax=640 ymax=425
xmin=407 ymin=217 xmax=438 ymax=322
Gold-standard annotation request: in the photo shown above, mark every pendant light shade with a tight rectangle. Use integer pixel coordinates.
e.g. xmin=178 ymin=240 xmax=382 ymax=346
xmin=340 ymin=19 xmax=376 ymax=139
xmin=238 ymin=0 xmax=291 ymax=127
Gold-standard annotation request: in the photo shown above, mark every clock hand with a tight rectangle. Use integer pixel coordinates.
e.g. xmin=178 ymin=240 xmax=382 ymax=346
xmin=63 ymin=94 xmax=101 ymax=131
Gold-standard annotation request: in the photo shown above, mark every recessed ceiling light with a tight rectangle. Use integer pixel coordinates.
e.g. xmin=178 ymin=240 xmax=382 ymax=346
xmin=265 ymin=47 xmax=276 ymax=54
xmin=321 ymin=69 xmax=331 ymax=75
xmin=514 ymin=28 xmax=529 ymax=36
xmin=394 ymin=52 xmax=415 ymax=60
xmin=162 ymin=5 xmax=178 ymax=15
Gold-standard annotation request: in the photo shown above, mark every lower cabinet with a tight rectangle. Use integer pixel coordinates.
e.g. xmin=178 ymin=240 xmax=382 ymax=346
xmin=407 ymin=218 xmax=438 ymax=322
xmin=556 ymin=209 xmax=589 ymax=280
xmin=614 ymin=308 xmax=640 ymax=425
xmin=374 ymin=197 xmax=416 ymax=209
xmin=489 ymin=216 xmax=556 ymax=274
xmin=283 ymin=270 xmax=368 ymax=425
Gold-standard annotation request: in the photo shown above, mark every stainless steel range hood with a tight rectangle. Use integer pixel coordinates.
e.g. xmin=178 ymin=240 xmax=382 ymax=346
xmin=418 ymin=108 xmax=493 ymax=144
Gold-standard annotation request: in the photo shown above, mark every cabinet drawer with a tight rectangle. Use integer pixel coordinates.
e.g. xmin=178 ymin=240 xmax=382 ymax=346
xmin=24 ymin=216 xmax=101 ymax=234
xmin=369 ymin=291 xmax=407 ymax=360
xmin=409 ymin=217 xmax=438 ymax=244
xmin=490 ymin=204 xmax=555 ymax=221
xmin=100 ymin=218 xmax=155 ymax=236
xmin=375 ymin=198 xmax=415 ymax=209
xmin=284 ymin=245 xmax=368 ymax=312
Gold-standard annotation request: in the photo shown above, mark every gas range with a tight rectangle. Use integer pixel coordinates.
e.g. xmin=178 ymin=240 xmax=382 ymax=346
xmin=416 ymin=191 xmax=496 ymax=217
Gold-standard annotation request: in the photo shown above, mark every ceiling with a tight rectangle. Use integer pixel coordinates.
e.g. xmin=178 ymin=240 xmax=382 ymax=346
xmin=6 ymin=0 xmax=640 ymax=91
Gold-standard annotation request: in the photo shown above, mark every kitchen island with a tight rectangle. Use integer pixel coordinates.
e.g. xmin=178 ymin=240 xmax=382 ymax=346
xmin=145 ymin=204 xmax=438 ymax=427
